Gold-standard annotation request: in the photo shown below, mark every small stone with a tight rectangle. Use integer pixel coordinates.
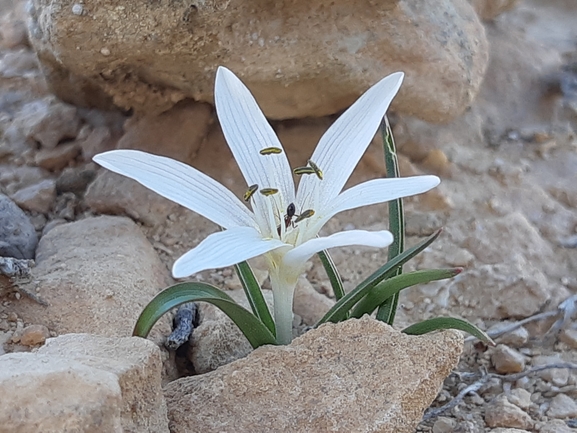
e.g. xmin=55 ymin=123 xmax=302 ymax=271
xmin=539 ymin=419 xmax=576 ymax=433
xmin=12 ymin=97 xmax=80 ymax=149
xmin=100 ymin=47 xmax=111 ymax=56
xmin=34 ymin=142 xmax=80 ymax=171
xmin=559 ymin=328 xmax=577 ymax=349
xmin=10 ymin=179 xmax=56 ymax=214
xmin=56 ymin=167 xmax=97 ymax=195
xmin=433 ymin=416 xmax=457 ymax=433
xmin=507 ymin=388 xmax=532 ymax=410
xmin=0 ymin=12 xmax=29 ymax=48
xmin=485 ymin=395 xmax=533 ymax=429
xmin=489 ymin=429 xmax=531 ymax=433
xmin=421 ymin=149 xmax=451 ymax=177
xmin=491 ymin=344 xmax=526 ymax=374
xmin=19 ymin=324 xmax=50 ymax=346
xmin=78 ymin=125 xmax=114 ymax=161
xmin=532 ymin=356 xmax=570 ymax=387
xmin=71 ymin=3 xmax=83 ymax=15
xmin=0 ymin=193 xmax=38 ymax=259
xmin=547 ymin=394 xmax=577 ymax=419
xmin=495 ymin=326 xmax=529 ymax=347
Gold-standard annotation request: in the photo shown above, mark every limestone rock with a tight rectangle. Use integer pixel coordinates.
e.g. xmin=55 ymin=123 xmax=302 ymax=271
xmin=165 ymin=317 xmax=463 ymax=433
xmin=10 ymin=216 xmax=171 ymax=338
xmin=34 ymin=142 xmax=81 ymax=171
xmin=0 ymin=193 xmax=38 ymax=259
xmin=29 ymin=0 xmax=488 ymax=122
xmin=293 ymin=276 xmax=335 ymax=326
xmin=117 ymin=101 xmax=212 ymax=164
xmin=469 ymin=0 xmax=519 ymax=21
xmin=0 ymin=334 xmax=169 ymax=433
xmin=547 ymin=394 xmax=577 ymax=419
xmin=9 ymin=178 xmax=56 ymax=214
xmin=491 ymin=344 xmax=526 ymax=374
xmin=10 ymin=96 xmax=80 ymax=149
xmin=485 ymin=395 xmax=533 ymax=429
xmin=85 ymin=171 xmax=180 ymax=226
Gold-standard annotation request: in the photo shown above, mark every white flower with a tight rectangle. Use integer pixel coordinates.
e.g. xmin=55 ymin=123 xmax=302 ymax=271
xmin=94 ymin=67 xmax=440 ymax=343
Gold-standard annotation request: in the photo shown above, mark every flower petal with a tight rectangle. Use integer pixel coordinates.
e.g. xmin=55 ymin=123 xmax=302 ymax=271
xmin=215 ymin=67 xmax=295 ymax=221
xmin=327 ymin=175 xmax=440 ymax=216
xmin=283 ymin=230 xmax=393 ymax=270
xmin=94 ymin=150 xmax=255 ymax=229
xmin=173 ymin=226 xmax=288 ymax=278
xmin=296 ymin=72 xmax=404 ymax=210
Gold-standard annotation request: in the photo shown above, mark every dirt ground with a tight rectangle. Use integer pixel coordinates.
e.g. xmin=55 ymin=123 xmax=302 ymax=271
xmin=0 ymin=0 xmax=576 ymax=431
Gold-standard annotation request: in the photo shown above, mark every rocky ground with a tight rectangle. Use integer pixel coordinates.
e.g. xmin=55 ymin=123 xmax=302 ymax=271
xmin=0 ymin=0 xmax=577 ymax=432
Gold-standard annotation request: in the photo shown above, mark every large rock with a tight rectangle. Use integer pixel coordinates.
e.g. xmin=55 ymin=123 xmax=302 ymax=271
xmin=28 ymin=0 xmax=488 ymax=122
xmin=0 ymin=334 xmax=169 ymax=433
xmin=10 ymin=216 xmax=171 ymax=338
xmin=164 ymin=316 xmax=463 ymax=433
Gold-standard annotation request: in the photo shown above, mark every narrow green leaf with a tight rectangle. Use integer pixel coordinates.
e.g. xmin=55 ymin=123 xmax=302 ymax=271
xmin=402 ymin=317 xmax=495 ymax=346
xmin=317 ymin=250 xmax=346 ymax=302
xmin=316 ymin=229 xmax=442 ymax=325
xmin=377 ymin=115 xmax=405 ymax=325
xmin=235 ymin=261 xmax=276 ymax=335
xmin=351 ymin=268 xmax=461 ymax=319
xmin=133 ymin=282 xmax=277 ymax=348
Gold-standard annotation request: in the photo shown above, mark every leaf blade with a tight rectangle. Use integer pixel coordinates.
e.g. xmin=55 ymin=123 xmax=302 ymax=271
xmin=133 ymin=282 xmax=277 ymax=348
xmin=402 ymin=317 xmax=495 ymax=346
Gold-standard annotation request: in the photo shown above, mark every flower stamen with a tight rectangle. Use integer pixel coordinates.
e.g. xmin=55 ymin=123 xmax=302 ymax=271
xmin=243 ymin=184 xmax=259 ymax=201
xmin=259 ymin=147 xmax=283 ymax=155
xmin=259 ymin=188 xmax=279 ymax=196
xmin=294 ymin=209 xmax=315 ymax=223
xmin=293 ymin=166 xmax=316 ymax=176
xmin=307 ymin=160 xmax=323 ymax=180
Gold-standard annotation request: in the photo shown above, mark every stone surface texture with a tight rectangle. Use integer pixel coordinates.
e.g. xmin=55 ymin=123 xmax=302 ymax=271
xmin=469 ymin=0 xmax=520 ymax=20
xmin=10 ymin=216 xmax=171 ymax=338
xmin=0 ymin=193 xmax=38 ymax=259
xmin=165 ymin=317 xmax=463 ymax=433
xmin=28 ymin=0 xmax=488 ymax=122
xmin=0 ymin=334 xmax=169 ymax=433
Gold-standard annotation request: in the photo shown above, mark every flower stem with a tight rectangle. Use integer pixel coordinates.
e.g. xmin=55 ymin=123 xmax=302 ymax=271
xmin=272 ymin=283 xmax=295 ymax=345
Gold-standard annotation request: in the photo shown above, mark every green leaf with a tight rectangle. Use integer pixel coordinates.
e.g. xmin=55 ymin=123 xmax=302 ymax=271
xmin=351 ymin=268 xmax=461 ymax=319
xmin=316 ymin=229 xmax=442 ymax=325
xmin=133 ymin=282 xmax=277 ymax=348
xmin=317 ymin=250 xmax=346 ymax=302
xmin=377 ymin=115 xmax=405 ymax=324
xmin=402 ymin=317 xmax=495 ymax=346
xmin=235 ymin=261 xmax=276 ymax=335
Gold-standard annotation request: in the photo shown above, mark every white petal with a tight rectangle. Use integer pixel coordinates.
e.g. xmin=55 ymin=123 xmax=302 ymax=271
xmin=328 ymin=175 xmax=440 ymax=216
xmin=283 ymin=230 xmax=393 ymax=270
xmin=296 ymin=72 xmax=404 ymax=210
xmin=94 ymin=150 xmax=255 ymax=229
xmin=172 ymin=226 xmax=288 ymax=278
xmin=215 ymin=67 xmax=295 ymax=225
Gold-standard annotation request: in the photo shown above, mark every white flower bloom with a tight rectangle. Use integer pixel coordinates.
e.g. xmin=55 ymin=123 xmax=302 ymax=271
xmin=94 ymin=67 xmax=440 ymax=343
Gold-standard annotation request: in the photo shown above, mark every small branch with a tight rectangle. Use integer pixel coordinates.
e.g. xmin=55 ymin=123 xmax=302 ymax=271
xmin=422 ymin=362 xmax=577 ymax=422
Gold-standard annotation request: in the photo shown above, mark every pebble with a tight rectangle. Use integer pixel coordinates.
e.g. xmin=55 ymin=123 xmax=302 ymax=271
xmin=547 ymin=393 xmax=577 ymax=419
xmin=532 ymin=355 xmax=570 ymax=387
xmin=495 ymin=326 xmax=529 ymax=348
xmin=0 ymin=193 xmax=38 ymax=259
xmin=19 ymin=324 xmax=50 ymax=346
xmin=485 ymin=395 xmax=533 ymax=429
xmin=559 ymin=328 xmax=577 ymax=349
xmin=34 ymin=142 xmax=80 ymax=171
xmin=507 ymin=388 xmax=532 ymax=410
xmin=56 ymin=167 xmax=96 ymax=195
xmin=538 ymin=419 xmax=576 ymax=433
xmin=10 ymin=179 xmax=56 ymax=214
xmin=432 ymin=416 xmax=456 ymax=433
xmin=491 ymin=344 xmax=526 ymax=374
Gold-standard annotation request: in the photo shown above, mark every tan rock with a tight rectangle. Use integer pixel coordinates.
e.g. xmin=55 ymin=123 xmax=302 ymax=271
xmin=85 ymin=171 xmax=180 ymax=226
xmin=539 ymin=419 xmax=577 ymax=433
xmin=547 ymin=394 xmax=577 ymax=419
xmin=293 ymin=276 xmax=335 ymax=326
xmin=0 ymin=334 xmax=169 ymax=433
xmin=469 ymin=0 xmax=519 ymax=21
xmin=29 ymin=0 xmax=488 ymax=123
xmin=19 ymin=324 xmax=50 ymax=346
xmin=9 ymin=178 xmax=56 ymax=214
xmin=485 ymin=395 xmax=533 ymax=429
xmin=10 ymin=216 xmax=171 ymax=339
xmin=165 ymin=317 xmax=463 ymax=433
xmin=489 ymin=429 xmax=531 ymax=433
xmin=117 ymin=101 xmax=212 ymax=164
xmin=559 ymin=328 xmax=577 ymax=349
xmin=491 ymin=344 xmax=526 ymax=374
xmin=507 ymin=388 xmax=532 ymax=411
xmin=34 ymin=142 xmax=80 ymax=171
xmin=532 ymin=355 xmax=571 ymax=387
